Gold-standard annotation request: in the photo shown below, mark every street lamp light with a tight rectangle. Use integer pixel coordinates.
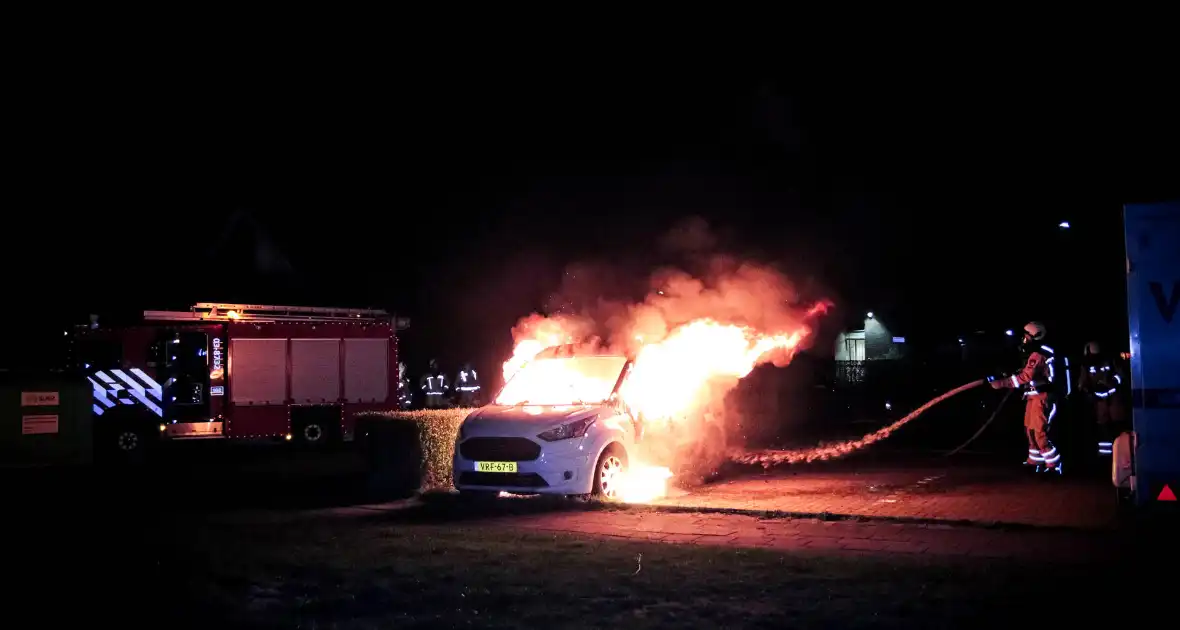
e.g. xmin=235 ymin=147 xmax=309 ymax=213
xmin=1058 ymin=221 xmax=1070 ymax=229
xmin=866 ymin=311 xmax=874 ymax=319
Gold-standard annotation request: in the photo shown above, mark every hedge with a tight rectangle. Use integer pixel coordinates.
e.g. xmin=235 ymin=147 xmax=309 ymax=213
xmin=356 ymin=409 xmax=471 ymax=492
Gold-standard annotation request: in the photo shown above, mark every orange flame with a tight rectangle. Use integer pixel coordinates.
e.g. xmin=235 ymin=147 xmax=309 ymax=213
xmin=502 ymin=339 xmax=549 ymax=383
xmin=501 ymin=315 xmax=591 ymax=383
xmin=499 ymin=302 xmax=828 ymax=502
xmin=498 ymin=239 xmax=833 ymax=503
xmin=620 ymin=320 xmax=807 ymax=423
xmin=615 ymin=461 xmax=674 ymax=503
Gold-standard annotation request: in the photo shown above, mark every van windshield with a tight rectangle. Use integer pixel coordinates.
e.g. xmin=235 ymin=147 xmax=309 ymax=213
xmin=495 ymin=356 xmax=627 ymax=406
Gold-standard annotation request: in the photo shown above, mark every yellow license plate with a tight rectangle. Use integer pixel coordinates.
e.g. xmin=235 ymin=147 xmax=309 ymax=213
xmin=476 ymin=461 xmax=518 ymax=473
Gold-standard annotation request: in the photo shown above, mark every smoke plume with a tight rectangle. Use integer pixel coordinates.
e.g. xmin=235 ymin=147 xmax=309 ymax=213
xmin=516 ymin=218 xmax=828 ymax=360
xmin=616 ymin=258 xmax=822 ymax=359
xmin=505 ymin=218 xmax=831 ymax=473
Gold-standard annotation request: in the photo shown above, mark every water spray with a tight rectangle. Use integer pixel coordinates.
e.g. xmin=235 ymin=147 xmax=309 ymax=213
xmin=730 ymin=379 xmax=987 ymax=468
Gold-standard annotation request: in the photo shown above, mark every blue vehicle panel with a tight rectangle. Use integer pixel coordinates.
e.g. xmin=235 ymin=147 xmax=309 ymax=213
xmin=1123 ymin=200 xmax=1180 ymax=507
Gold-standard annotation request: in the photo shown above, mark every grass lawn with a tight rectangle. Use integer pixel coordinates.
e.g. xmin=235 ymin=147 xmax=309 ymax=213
xmin=163 ymin=508 xmax=1120 ymax=629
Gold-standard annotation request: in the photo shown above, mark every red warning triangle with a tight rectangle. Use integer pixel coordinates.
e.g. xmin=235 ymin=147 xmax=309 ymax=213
xmin=1158 ymin=484 xmax=1177 ymax=502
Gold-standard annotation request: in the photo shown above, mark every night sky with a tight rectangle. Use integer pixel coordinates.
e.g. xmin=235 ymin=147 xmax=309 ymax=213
xmin=9 ymin=57 xmax=1178 ymax=375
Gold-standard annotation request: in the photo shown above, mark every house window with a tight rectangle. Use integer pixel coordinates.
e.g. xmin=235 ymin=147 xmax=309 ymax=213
xmin=844 ymin=336 xmax=866 ymax=361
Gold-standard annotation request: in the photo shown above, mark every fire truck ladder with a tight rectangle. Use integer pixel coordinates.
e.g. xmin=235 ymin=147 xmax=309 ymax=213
xmin=144 ymin=303 xmax=410 ymax=328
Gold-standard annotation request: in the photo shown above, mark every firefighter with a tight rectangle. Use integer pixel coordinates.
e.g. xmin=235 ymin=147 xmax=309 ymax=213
xmin=396 ymin=362 xmax=412 ymax=409
xmin=1077 ymin=342 xmax=1126 ymax=459
xmin=419 ymin=359 xmax=449 ymax=408
xmin=989 ymin=321 xmax=1063 ymax=474
xmin=455 ymin=362 xmax=481 ymax=407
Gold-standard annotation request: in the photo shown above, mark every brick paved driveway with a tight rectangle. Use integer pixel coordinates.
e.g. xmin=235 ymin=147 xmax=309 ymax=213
xmin=492 ymin=509 xmax=1121 ymax=560
xmin=653 ymin=463 xmax=1116 ymax=529
xmin=307 ymin=461 xmax=1116 ymax=533
xmin=475 ymin=461 xmax=1121 ymax=560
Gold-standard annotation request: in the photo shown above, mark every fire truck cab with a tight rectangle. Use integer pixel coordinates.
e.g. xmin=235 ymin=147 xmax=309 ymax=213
xmin=71 ymin=303 xmax=407 ymax=457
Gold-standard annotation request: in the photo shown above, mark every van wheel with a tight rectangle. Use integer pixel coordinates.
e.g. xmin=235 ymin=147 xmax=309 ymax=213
xmin=592 ymin=444 xmax=628 ymax=500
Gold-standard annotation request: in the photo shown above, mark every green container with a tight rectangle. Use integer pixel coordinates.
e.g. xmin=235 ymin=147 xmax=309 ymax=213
xmin=0 ymin=372 xmax=93 ymax=467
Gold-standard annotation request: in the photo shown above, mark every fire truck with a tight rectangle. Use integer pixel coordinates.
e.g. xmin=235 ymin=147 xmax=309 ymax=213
xmin=70 ymin=303 xmax=408 ymax=458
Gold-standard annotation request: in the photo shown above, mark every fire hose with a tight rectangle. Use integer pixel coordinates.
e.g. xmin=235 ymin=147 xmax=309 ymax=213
xmin=942 ymin=389 xmax=1014 ymax=457
xmin=731 ymin=379 xmax=987 ymax=468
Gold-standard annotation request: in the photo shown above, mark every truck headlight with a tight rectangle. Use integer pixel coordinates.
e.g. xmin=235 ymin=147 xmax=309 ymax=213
xmin=537 ymin=415 xmax=597 ymax=442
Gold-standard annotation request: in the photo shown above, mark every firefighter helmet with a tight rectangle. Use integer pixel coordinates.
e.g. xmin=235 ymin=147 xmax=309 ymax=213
xmin=1022 ymin=321 xmax=1046 ymax=341
xmin=1084 ymin=341 xmax=1100 ymax=356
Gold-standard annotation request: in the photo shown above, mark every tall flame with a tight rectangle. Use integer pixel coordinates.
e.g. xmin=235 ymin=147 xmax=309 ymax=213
xmin=621 ymin=320 xmax=807 ymax=422
xmin=496 ymin=226 xmax=832 ymax=503
xmin=501 ymin=315 xmax=591 ymax=383
xmin=499 ymin=303 xmax=827 ymax=503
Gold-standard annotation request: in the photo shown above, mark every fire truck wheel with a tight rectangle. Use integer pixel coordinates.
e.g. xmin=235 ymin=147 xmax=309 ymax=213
xmin=292 ymin=414 xmax=339 ymax=448
xmin=293 ymin=422 xmax=331 ymax=448
xmin=117 ymin=430 xmax=140 ymax=452
xmin=302 ymin=423 xmax=324 ymax=443
xmin=101 ymin=422 xmax=152 ymax=464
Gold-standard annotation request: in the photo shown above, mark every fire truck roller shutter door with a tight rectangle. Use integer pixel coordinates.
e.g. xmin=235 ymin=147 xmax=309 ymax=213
xmin=344 ymin=338 xmax=389 ymax=403
xmin=289 ymin=339 xmax=344 ymax=446
xmin=230 ymin=339 xmax=287 ymax=405
xmin=291 ymin=339 xmax=341 ymax=403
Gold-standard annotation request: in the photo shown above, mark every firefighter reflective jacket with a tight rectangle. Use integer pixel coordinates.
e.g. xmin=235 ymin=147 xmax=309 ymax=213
xmin=456 ymin=369 xmax=481 ymax=392
xmin=420 ymin=373 xmax=448 ymax=395
xmin=1078 ymin=360 xmax=1123 ymax=399
xmin=997 ymin=344 xmax=1059 ymax=398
